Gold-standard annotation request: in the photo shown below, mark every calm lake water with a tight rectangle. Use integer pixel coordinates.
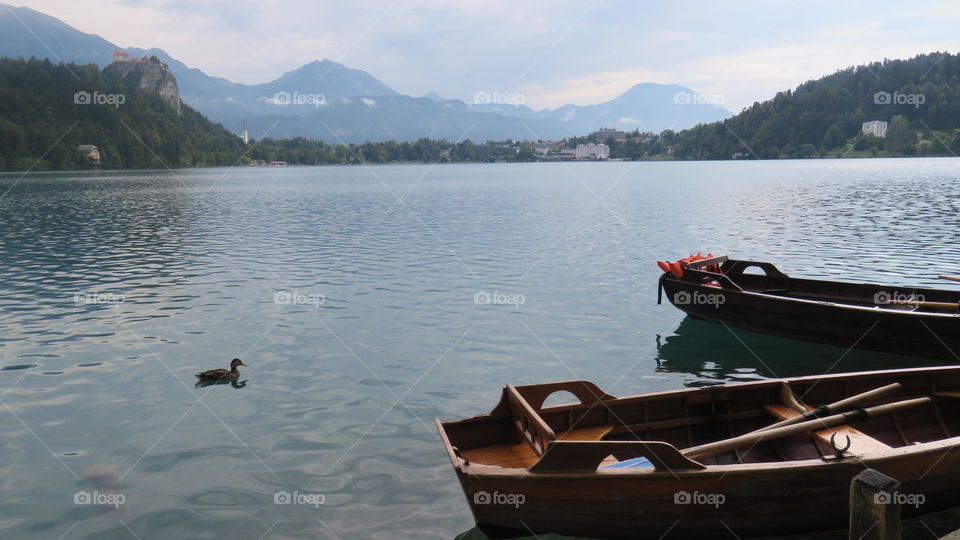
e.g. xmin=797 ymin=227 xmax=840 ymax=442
xmin=2 ymin=158 xmax=960 ymax=539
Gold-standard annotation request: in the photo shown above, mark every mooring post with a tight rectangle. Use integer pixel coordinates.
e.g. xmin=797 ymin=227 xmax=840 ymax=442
xmin=849 ymin=468 xmax=901 ymax=540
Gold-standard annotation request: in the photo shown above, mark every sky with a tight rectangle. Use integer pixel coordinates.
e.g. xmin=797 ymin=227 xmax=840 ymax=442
xmin=12 ymin=0 xmax=960 ymax=112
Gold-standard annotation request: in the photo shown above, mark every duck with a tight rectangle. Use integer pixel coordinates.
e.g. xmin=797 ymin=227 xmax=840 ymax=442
xmin=195 ymin=358 xmax=246 ymax=381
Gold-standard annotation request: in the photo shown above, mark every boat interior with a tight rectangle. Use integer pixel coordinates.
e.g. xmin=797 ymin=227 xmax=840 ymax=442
xmin=438 ymin=369 xmax=960 ymax=471
xmin=676 ymin=257 xmax=960 ymax=313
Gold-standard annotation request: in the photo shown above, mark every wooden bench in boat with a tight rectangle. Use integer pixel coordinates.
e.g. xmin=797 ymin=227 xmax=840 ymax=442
xmin=764 ymin=386 xmax=892 ymax=456
xmin=460 ymin=425 xmax=614 ymax=468
xmin=462 ymin=384 xmax=615 ymax=468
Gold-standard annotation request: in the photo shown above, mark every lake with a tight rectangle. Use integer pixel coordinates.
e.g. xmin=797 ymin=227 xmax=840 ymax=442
xmin=1 ymin=158 xmax=959 ymax=539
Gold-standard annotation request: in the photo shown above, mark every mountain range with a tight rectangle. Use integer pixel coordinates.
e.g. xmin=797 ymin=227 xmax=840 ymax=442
xmin=0 ymin=3 xmax=733 ymax=143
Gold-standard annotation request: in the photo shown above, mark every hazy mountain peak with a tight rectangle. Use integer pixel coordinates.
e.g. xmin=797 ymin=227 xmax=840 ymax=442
xmin=302 ymin=58 xmax=339 ymax=69
xmin=268 ymin=59 xmax=398 ymax=97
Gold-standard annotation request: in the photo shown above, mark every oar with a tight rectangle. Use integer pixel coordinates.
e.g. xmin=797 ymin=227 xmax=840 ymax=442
xmin=754 ymin=382 xmax=902 ymax=433
xmin=683 ymin=397 xmax=931 ymax=461
xmin=939 ymin=275 xmax=960 ymax=283
xmin=885 ymin=299 xmax=959 ymax=311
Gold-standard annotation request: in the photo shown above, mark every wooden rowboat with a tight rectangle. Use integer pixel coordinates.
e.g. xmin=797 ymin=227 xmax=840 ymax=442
xmin=658 ymin=255 xmax=960 ymax=360
xmin=436 ymin=367 xmax=960 ymax=539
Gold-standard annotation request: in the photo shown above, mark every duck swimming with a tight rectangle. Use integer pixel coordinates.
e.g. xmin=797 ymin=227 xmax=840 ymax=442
xmin=195 ymin=358 xmax=246 ymax=381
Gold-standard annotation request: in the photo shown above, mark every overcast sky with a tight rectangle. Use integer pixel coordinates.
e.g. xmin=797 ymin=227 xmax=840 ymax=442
xmin=14 ymin=0 xmax=960 ymax=112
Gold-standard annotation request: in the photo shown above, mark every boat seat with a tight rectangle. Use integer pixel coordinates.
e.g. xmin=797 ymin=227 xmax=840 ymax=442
xmin=460 ymin=442 xmax=538 ymax=468
xmin=764 ymin=404 xmax=892 ymax=455
xmin=557 ymin=425 xmax=613 ymax=441
xmin=458 ymin=426 xmax=613 ymax=468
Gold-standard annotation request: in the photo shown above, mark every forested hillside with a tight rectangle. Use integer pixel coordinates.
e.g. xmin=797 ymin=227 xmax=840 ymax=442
xmin=0 ymin=58 xmax=246 ymax=170
xmin=670 ymin=52 xmax=960 ymax=159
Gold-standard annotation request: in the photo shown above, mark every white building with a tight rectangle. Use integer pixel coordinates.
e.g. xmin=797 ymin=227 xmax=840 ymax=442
xmin=576 ymin=143 xmax=610 ymax=160
xmin=862 ymin=120 xmax=888 ymax=138
xmin=593 ymin=127 xmax=627 ymax=143
xmin=533 ymin=141 xmax=563 ymax=156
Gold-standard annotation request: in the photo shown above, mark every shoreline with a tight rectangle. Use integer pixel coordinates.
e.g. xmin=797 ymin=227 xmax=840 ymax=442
xmin=1 ymin=153 xmax=955 ymax=174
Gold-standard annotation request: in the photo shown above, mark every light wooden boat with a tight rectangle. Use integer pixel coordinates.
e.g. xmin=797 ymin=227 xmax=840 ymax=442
xmin=436 ymin=367 xmax=960 ymax=538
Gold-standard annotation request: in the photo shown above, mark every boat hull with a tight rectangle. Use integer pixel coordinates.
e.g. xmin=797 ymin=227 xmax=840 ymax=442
xmin=457 ymin=444 xmax=960 ymax=539
xmin=660 ymin=274 xmax=960 ymax=360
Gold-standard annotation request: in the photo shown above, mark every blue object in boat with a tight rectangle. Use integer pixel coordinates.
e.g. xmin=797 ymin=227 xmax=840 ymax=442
xmin=602 ymin=456 xmax=653 ymax=469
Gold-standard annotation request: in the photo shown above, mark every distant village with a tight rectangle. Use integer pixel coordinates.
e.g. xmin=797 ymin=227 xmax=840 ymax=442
xmin=238 ymin=126 xmax=666 ymax=166
xmin=441 ymin=127 xmax=667 ymax=162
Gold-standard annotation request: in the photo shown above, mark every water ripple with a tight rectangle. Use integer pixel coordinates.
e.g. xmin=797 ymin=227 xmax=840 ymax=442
xmin=1 ymin=160 xmax=959 ymax=538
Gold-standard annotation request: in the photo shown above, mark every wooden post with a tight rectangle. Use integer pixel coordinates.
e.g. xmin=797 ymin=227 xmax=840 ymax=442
xmin=849 ymin=469 xmax=901 ymax=540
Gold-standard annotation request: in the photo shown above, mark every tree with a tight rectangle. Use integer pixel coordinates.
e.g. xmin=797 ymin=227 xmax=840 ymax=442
xmin=885 ymin=115 xmax=914 ymax=154
xmin=820 ymin=123 xmax=846 ymax=149
xmin=951 ymin=129 xmax=960 ymax=155
xmin=917 ymin=139 xmax=937 ymax=155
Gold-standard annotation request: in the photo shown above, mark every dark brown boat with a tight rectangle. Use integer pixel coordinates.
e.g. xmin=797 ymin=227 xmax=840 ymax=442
xmin=436 ymin=367 xmax=960 ymax=539
xmin=658 ymin=255 xmax=960 ymax=360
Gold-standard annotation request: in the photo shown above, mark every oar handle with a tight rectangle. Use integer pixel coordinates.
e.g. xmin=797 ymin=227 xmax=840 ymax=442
xmin=684 ymin=397 xmax=930 ymax=461
xmin=757 ymin=383 xmax=902 ymax=433
xmin=939 ymin=275 xmax=960 ymax=283
xmin=828 ymin=383 xmax=902 ymax=411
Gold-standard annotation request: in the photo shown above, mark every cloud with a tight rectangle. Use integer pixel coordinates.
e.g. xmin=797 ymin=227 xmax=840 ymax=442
xmin=361 ymin=98 xmax=376 ymax=107
xmin=13 ymin=0 xmax=960 ymax=112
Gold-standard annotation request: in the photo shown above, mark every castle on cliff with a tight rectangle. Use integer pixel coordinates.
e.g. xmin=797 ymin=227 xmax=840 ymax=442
xmin=111 ymin=51 xmax=169 ymax=71
xmin=107 ymin=51 xmax=180 ymax=115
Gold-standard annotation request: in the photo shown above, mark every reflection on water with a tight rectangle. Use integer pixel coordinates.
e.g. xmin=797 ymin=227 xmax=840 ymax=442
xmin=2 ymin=160 xmax=960 ymax=539
xmin=195 ymin=378 xmax=248 ymax=389
xmin=456 ymin=508 xmax=960 ymax=540
xmin=654 ymin=317 xmax=953 ymax=386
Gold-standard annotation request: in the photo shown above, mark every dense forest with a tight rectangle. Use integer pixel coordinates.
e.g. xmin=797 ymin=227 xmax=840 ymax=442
xmin=0 ymin=58 xmax=246 ymax=170
xmin=249 ymin=137 xmax=537 ymax=164
xmin=667 ymin=52 xmax=960 ymax=159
